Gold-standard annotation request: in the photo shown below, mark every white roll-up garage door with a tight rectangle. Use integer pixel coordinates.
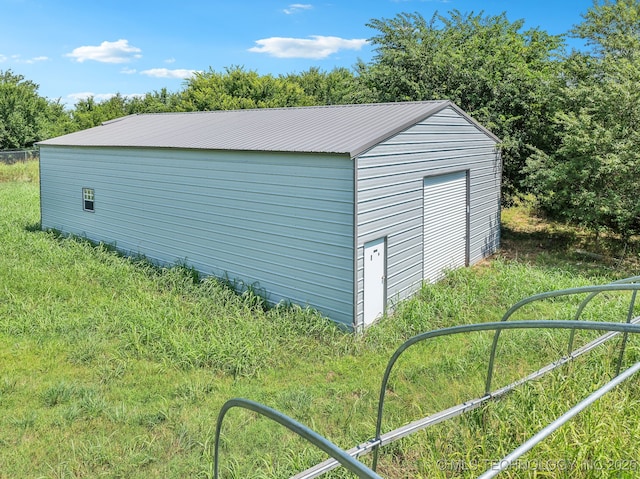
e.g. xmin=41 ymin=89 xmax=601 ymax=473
xmin=423 ymin=171 xmax=468 ymax=283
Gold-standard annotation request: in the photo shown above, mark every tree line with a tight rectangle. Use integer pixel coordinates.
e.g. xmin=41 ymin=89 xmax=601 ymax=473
xmin=1 ymin=0 xmax=638 ymax=241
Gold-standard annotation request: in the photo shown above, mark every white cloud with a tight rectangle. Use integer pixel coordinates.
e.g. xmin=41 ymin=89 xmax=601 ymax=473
xmin=23 ymin=56 xmax=49 ymax=64
xmin=164 ymin=57 xmax=176 ymax=64
xmin=121 ymin=67 xmax=137 ymax=74
xmin=284 ymin=3 xmax=312 ymax=14
xmin=67 ymin=92 xmax=117 ymax=103
xmin=3 ymin=54 xmax=49 ymax=64
xmin=248 ymin=35 xmax=367 ymax=59
xmin=66 ymin=92 xmax=143 ymax=104
xmin=66 ymin=39 xmax=142 ymax=63
xmin=140 ymin=68 xmax=197 ymax=79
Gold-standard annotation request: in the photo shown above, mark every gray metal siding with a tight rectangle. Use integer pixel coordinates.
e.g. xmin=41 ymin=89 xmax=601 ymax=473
xmin=40 ymin=146 xmax=355 ymax=326
xmin=355 ymin=106 xmax=500 ymax=328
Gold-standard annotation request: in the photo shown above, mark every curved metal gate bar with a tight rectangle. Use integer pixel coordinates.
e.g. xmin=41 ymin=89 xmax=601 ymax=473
xmin=370 ymin=320 xmax=640 ymax=471
xmin=476 ymin=360 xmax=640 ymax=479
xmin=565 ymin=276 xmax=640 ymax=357
xmin=215 ymin=277 xmax=640 ymax=478
xmin=294 ymin=278 xmax=640 ymax=478
xmin=295 ymin=314 xmax=640 ymax=478
xmin=484 ymin=281 xmax=640 ymax=394
xmin=213 ymin=397 xmax=383 ymax=479
xmin=500 ymin=277 xmax=640 ymax=324
xmin=616 ymin=289 xmax=638 ymax=375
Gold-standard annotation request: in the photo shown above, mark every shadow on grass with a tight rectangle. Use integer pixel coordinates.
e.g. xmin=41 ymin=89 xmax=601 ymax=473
xmin=499 ymin=224 xmax=639 ymax=278
xmin=501 ymin=224 xmax=578 ymax=253
xmin=25 ymin=222 xmax=42 ymax=233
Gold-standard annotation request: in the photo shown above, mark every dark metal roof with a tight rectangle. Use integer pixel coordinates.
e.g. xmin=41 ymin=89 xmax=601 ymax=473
xmin=39 ymin=101 xmax=498 ymax=157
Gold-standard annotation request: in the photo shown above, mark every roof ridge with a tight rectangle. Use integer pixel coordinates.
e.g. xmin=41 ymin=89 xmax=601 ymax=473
xmin=39 ymin=100 xmax=499 ymax=156
xmin=134 ymin=100 xmax=450 ymax=117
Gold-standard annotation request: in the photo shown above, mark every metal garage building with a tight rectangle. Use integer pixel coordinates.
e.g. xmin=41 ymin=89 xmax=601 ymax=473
xmin=38 ymin=101 xmax=501 ymax=330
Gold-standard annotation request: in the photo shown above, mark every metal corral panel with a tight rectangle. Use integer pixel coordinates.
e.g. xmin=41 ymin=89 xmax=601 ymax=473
xmin=355 ymin=106 xmax=500 ymax=328
xmin=40 ymin=146 xmax=355 ymax=326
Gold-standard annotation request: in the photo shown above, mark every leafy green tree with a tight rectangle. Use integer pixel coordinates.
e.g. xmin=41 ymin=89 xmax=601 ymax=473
xmin=179 ymin=66 xmax=314 ymax=111
xmin=68 ymin=89 xmax=182 ymax=131
xmin=70 ymin=94 xmax=129 ymax=130
xmin=0 ymin=70 xmax=68 ymax=149
xmin=526 ymin=0 xmax=640 ymax=241
xmin=573 ymin=0 xmax=640 ymax=58
xmin=128 ymin=88 xmax=181 ymax=113
xmin=42 ymin=98 xmax=74 ymax=139
xmin=359 ymin=11 xmax=565 ymax=201
xmin=284 ymin=67 xmax=360 ymax=105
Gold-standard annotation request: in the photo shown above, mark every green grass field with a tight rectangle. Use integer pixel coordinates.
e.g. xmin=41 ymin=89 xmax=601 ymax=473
xmin=1 ymin=160 xmax=639 ymax=478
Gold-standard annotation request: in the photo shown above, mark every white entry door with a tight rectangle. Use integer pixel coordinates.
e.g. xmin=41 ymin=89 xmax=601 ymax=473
xmin=423 ymin=171 xmax=468 ymax=283
xmin=364 ymin=237 xmax=386 ymax=326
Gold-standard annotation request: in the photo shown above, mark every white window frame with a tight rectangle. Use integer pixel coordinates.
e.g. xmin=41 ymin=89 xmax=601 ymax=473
xmin=82 ymin=188 xmax=95 ymax=212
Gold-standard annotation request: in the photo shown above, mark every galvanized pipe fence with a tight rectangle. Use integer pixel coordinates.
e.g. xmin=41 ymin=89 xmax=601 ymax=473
xmin=0 ymin=148 xmax=39 ymax=164
xmin=476 ymin=358 xmax=640 ymax=479
xmin=485 ymin=276 xmax=640 ymax=394
xmin=213 ymin=277 xmax=640 ymax=478
xmin=214 ymin=398 xmax=384 ymax=479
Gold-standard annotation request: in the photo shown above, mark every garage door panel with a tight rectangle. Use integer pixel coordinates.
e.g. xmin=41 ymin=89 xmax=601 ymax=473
xmin=423 ymin=171 xmax=468 ymax=283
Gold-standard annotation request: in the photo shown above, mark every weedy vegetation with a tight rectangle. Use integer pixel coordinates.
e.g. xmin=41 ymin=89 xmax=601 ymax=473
xmin=1 ymin=160 xmax=639 ymax=478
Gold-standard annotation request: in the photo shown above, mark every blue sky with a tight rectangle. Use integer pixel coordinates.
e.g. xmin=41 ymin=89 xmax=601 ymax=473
xmin=2 ymin=0 xmax=594 ymax=107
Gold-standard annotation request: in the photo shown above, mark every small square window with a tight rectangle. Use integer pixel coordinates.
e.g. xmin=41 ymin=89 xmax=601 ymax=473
xmin=83 ymin=188 xmax=95 ymax=212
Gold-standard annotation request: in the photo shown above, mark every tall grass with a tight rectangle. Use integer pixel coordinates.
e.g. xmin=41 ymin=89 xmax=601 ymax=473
xmin=0 ymin=158 xmax=39 ymax=183
xmin=1 ymin=160 xmax=639 ymax=478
